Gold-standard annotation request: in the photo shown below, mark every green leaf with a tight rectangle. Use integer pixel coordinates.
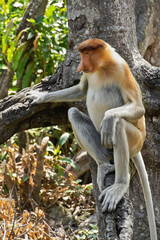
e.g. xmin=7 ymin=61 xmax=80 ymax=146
xmin=57 ymin=166 xmax=64 ymax=176
xmin=7 ymin=41 xmax=15 ymax=62
xmin=2 ymin=19 xmax=14 ymax=53
xmin=58 ymin=132 xmax=70 ymax=146
xmin=47 ymin=140 xmax=55 ymax=153
xmin=60 ymin=157 xmax=72 ymax=164
xmin=27 ymin=18 xmax=36 ymax=24
xmin=60 ymin=157 xmax=80 ymax=170
xmin=12 ymin=42 xmax=27 ymax=71
xmin=16 ymin=49 xmax=33 ymax=79
xmin=3 ymin=0 xmax=14 ymax=14
xmin=0 ymin=151 xmax=7 ymax=161
xmin=36 ymin=16 xmax=44 ymax=24
xmin=75 ymin=179 xmax=82 ymax=184
xmin=27 ymin=32 xmax=35 ymax=40
xmin=22 ymin=60 xmax=35 ymax=88
xmin=14 ymin=28 xmax=30 ymax=46
xmin=22 ymin=176 xmax=30 ymax=182
xmin=0 ymin=0 xmax=6 ymax=11
xmin=89 ymin=224 xmax=98 ymax=230
xmin=45 ymin=5 xmax=56 ymax=18
xmin=54 ymin=145 xmax=61 ymax=155
xmin=7 ymin=0 xmax=14 ymax=8
xmin=60 ymin=8 xmax=66 ymax=14
xmin=9 ymin=86 xmax=18 ymax=92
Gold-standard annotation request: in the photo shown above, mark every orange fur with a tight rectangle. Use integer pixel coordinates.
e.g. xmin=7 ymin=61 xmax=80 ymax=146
xmin=123 ymin=63 xmax=138 ymax=92
xmin=77 ymin=38 xmax=146 ymax=152
xmin=78 ymin=38 xmax=107 ymax=52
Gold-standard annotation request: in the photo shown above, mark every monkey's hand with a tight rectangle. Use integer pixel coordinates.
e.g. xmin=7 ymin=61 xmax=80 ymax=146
xmin=99 ymin=182 xmax=129 ymax=212
xmin=26 ymin=90 xmax=47 ymax=104
xmin=100 ymin=115 xmax=119 ymax=149
xmin=97 ymin=163 xmax=115 ymax=191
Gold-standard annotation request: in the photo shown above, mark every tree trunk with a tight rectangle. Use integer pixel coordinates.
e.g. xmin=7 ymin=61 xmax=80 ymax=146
xmin=0 ymin=0 xmax=160 ymax=239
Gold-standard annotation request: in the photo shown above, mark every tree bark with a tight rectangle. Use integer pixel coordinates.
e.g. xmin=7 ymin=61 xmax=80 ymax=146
xmin=16 ymin=0 xmax=48 ymax=36
xmin=0 ymin=69 xmax=14 ymax=99
xmin=0 ymin=0 xmax=160 ymax=239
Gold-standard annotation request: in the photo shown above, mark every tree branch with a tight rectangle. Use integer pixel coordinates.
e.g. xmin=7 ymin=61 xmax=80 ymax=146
xmin=89 ymin=157 xmax=133 ymax=239
xmin=132 ymin=55 xmax=160 ymax=116
xmin=16 ymin=0 xmax=48 ymax=36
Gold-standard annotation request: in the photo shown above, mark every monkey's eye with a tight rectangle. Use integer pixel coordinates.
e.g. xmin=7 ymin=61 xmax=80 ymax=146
xmin=85 ymin=52 xmax=89 ymax=55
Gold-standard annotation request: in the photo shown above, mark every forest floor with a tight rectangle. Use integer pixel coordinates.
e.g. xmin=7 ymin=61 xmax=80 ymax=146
xmin=0 ymin=136 xmax=98 ymax=240
xmin=0 ymin=193 xmax=96 ymax=239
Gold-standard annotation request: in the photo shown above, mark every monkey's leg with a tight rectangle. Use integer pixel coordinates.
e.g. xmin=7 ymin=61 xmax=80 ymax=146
xmin=68 ymin=107 xmax=114 ymax=189
xmin=99 ymin=118 xmax=143 ymax=212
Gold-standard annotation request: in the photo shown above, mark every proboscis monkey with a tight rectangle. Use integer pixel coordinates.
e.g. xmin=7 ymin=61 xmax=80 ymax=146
xmin=27 ymin=39 xmax=157 ymax=240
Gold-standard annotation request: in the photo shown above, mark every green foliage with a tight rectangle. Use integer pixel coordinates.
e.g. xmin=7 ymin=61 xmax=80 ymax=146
xmin=73 ymin=224 xmax=98 ymax=240
xmin=42 ymin=127 xmax=80 ymax=186
xmin=59 ymin=132 xmax=70 ymax=146
xmin=12 ymin=42 xmax=27 ymax=71
xmin=0 ymin=0 xmax=68 ymax=91
xmin=0 ymin=0 xmax=28 ymax=73
xmin=60 ymin=157 xmax=80 ymax=170
xmin=2 ymin=18 xmax=14 ymax=54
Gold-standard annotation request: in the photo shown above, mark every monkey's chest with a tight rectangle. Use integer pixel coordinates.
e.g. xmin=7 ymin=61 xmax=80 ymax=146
xmin=86 ymin=85 xmax=124 ymax=131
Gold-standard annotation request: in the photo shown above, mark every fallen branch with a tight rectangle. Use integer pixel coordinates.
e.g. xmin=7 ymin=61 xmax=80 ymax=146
xmin=67 ymin=150 xmax=89 ymax=179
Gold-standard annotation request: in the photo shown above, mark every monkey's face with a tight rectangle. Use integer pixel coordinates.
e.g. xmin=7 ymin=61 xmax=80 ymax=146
xmin=77 ymin=51 xmax=94 ymax=73
xmin=77 ymin=48 xmax=105 ymax=73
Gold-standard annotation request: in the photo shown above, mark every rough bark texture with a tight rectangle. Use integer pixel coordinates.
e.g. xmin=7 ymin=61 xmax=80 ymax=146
xmin=0 ymin=69 xmax=14 ymax=99
xmin=136 ymin=0 xmax=160 ymax=66
xmin=89 ymin=156 xmax=134 ymax=240
xmin=0 ymin=0 xmax=160 ymax=239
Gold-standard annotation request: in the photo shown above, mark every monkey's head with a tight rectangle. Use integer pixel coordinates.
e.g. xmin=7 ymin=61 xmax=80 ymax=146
xmin=77 ymin=38 xmax=108 ymax=73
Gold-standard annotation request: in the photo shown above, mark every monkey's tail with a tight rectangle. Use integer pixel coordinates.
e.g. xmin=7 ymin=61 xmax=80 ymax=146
xmin=132 ymin=152 xmax=157 ymax=240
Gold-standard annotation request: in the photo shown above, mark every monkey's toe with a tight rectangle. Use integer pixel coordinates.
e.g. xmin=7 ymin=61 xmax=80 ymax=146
xmin=99 ymin=183 xmax=128 ymax=212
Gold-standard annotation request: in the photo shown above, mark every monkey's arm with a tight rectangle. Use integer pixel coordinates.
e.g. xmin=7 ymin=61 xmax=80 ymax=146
xmin=104 ymin=81 xmax=145 ymax=122
xmin=27 ymin=75 xmax=88 ymax=104
xmin=101 ymin=89 xmax=145 ymax=148
xmin=104 ymin=100 xmax=145 ymax=122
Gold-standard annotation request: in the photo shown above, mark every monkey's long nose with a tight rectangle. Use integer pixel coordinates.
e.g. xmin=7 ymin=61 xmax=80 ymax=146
xmin=77 ymin=61 xmax=83 ymax=72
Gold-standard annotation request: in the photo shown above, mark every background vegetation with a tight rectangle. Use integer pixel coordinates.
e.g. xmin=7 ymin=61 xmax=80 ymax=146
xmin=0 ymin=0 xmax=68 ymax=91
xmin=0 ymin=0 xmax=96 ymax=239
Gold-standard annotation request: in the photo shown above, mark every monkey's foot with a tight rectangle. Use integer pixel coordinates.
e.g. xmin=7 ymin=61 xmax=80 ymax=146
xmin=98 ymin=183 xmax=129 ymax=212
xmin=97 ymin=163 xmax=115 ymax=191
